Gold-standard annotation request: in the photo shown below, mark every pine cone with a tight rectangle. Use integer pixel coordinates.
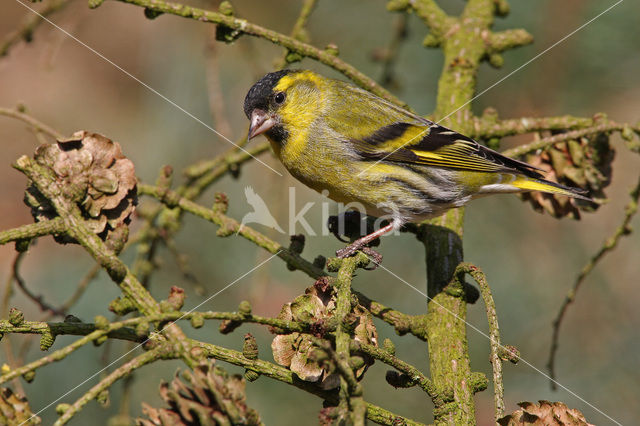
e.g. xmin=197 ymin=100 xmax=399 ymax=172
xmin=520 ymin=130 xmax=614 ymax=219
xmin=24 ymin=131 xmax=137 ymax=248
xmin=136 ymin=360 xmax=262 ymax=426
xmin=0 ymin=387 xmax=41 ymax=425
xmin=271 ymin=281 xmax=378 ymax=390
xmin=498 ymin=400 xmax=594 ymax=426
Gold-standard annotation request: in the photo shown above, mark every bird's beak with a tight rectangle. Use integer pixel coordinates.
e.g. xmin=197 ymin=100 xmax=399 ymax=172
xmin=248 ymin=109 xmax=276 ymax=139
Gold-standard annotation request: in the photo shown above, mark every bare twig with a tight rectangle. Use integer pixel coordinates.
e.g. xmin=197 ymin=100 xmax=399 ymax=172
xmin=547 ymin=175 xmax=640 ymax=388
xmin=54 ymin=348 xmax=160 ymax=425
xmin=501 ymin=122 xmax=628 ymax=158
xmin=108 ymin=0 xmax=406 ymax=107
xmin=0 ymin=106 xmax=64 ymax=140
xmin=275 ymin=0 xmax=318 ymax=69
xmin=0 ymin=0 xmax=71 ymax=57
xmin=11 ymin=251 xmax=65 ymax=316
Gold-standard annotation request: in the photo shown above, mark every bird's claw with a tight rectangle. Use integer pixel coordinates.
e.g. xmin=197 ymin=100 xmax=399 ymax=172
xmin=335 ymin=245 xmax=382 ymax=270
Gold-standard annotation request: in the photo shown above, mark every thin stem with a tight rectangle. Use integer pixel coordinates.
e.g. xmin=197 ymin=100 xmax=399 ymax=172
xmin=0 ymin=107 xmax=64 ymax=140
xmin=110 ymin=0 xmax=406 ymax=107
xmin=547 ymin=175 xmax=640 ymax=387
xmin=501 ymin=123 xmax=626 ymax=158
xmin=54 ymin=348 xmax=160 ymax=425
xmin=0 ymin=218 xmax=66 ymax=245
xmin=455 ymin=263 xmax=505 ymax=420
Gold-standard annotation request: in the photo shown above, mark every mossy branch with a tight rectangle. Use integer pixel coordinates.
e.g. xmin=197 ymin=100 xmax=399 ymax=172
xmin=0 ymin=218 xmax=65 ymax=245
xmin=105 ymin=0 xmax=406 ymax=107
xmin=353 ymin=341 xmax=449 ymax=403
xmin=501 ymin=122 xmax=632 ymax=158
xmin=54 ymin=348 xmax=160 ymax=425
xmin=453 ymin=263 xmax=506 ymax=421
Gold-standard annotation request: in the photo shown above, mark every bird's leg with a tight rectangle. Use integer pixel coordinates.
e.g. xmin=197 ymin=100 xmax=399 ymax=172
xmin=328 ymin=211 xmax=369 ymax=243
xmin=335 ymin=221 xmax=396 ymax=259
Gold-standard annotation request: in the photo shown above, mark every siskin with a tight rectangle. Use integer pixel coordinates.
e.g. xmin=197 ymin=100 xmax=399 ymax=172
xmin=243 ymin=70 xmax=591 ymax=257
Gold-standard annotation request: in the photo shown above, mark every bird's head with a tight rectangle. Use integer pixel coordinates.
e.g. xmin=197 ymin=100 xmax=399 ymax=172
xmin=243 ymin=69 xmax=324 ymax=145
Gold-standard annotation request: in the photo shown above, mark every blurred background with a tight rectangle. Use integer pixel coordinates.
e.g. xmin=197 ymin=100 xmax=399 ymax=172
xmin=1 ymin=0 xmax=638 ymax=424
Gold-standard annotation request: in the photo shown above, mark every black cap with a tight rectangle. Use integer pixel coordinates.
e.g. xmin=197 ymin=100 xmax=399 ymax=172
xmin=243 ymin=69 xmax=296 ymax=118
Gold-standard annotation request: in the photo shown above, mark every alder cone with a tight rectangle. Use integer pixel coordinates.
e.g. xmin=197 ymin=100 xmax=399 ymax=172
xmin=498 ymin=400 xmax=594 ymax=426
xmin=0 ymin=387 xmax=41 ymax=425
xmin=271 ymin=281 xmax=378 ymax=390
xmin=24 ymin=131 xmax=137 ymax=249
xmin=137 ymin=361 xmax=262 ymax=426
xmin=520 ymin=131 xmax=613 ymax=219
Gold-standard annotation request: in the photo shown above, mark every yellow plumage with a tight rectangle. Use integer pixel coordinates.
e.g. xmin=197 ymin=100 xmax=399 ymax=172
xmin=243 ymin=70 xmax=591 ymax=255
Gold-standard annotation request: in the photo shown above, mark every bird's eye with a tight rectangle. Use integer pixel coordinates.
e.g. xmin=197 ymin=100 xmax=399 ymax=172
xmin=274 ymin=92 xmax=286 ymax=104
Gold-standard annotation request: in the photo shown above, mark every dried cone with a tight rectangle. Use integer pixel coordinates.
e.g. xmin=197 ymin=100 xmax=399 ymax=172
xmin=0 ymin=387 xmax=41 ymax=425
xmin=498 ymin=400 xmax=594 ymax=426
xmin=520 ymin=130 xmax=614 ymax=219
xmin=137 ymin=360 xmax=262 ymax=426
xmin=24 ymin=131 xmax=137 ymax=248
xmin=271 ymin=281 xmax=378 ymax=390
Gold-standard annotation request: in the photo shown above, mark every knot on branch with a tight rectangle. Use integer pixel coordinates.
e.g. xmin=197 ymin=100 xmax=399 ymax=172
xmin=109 ymin=296 xmax=137 ymax=316
xmin=159 ymin=286 xmax=185 ymax=312
xmin=271 ymin=283 xmax=378 ymax=390
xmin=498 ymin=344 xmax=520 ymax=364
xmin=219 ymin=301 xmax=252 ymax=334
xmin=8 ymin=308 xmax=24 ymax=326
xmin=23 ymin=131 xmax=137 ymax=248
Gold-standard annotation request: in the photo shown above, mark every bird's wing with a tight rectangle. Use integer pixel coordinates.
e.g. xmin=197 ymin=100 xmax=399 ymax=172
xmin=333 ymin=83 xmax=543 ymax=179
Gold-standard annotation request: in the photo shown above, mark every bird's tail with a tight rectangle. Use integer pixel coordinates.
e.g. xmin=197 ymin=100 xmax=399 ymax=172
xmin=511 ymin=176 xmax=593 ymax=202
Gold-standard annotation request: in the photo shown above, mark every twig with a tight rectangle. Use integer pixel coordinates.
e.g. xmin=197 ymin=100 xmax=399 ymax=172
xmin=0 ymin=107 xmax=64 ymax=140
xmin=138 ymin=183 xmax=326 ymax=278
xmin=275 ymin=0 xmax=318 ymax=69
xmin=547 ymin=175 xmax=640 ymax=388
xmin=197 ymin=341 xmax=424 ymax=426
xmin=109 ymin=0 xmax=406 ymax=107
xmin=54 ymin=348 xmax=160 ymax=425
xmin=375 ymin=13 xmax=408 ymax=87
xmin=332 ymin=254 xmax=369 ymax=424
xmin=472 ymin=115 xmax=594 ymax=139
xmin=205 ymin=34 xmax=233 ymax=138
xmin=57 ymin=263 xmax=100 ymax=313
xmin=353 ymin=341 xmax=448 ymax=402
xmin=0 ymin=0 xmax=71 ymax=57
xmin=13 ymin=156 xmax=199 ymax=367
xmin=11 ymin=251 xmax=65 ymax=316
xmin=0 ymin=218 xmax=65 ymax=245
xmin=353 ymin=290 xmax=429 ymax=341
xmin=501 ymin=122 xmax=627 ymax=158
xmin=1 ymin=257 xmax=24 ymax=394
xmin=162 ymin=236 xmax=206 ymax=295
xmin=390 ymin=0 xmax=452 ymax=39
xmin=454 ymin=263 xmax=505 ymax=420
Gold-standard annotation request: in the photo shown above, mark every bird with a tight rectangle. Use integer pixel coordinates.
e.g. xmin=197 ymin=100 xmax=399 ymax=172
xmin=243 ymin=69 xmax=591 ymax=258
xmin=240 ymin=186 xmax=284 ymax=234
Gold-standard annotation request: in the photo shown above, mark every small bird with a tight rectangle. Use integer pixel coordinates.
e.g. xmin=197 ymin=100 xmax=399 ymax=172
xmin=243 ymin=69 xmax=591 ymax=257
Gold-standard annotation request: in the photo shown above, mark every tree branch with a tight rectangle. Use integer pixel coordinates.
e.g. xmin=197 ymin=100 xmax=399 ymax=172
xmin=54 ymin=348 xmax=160 ymax=425
xmin=0 ymin=218 xmax=65 ymax=245
xmin=0 ymin=106 xmax=64 ymax=140
xmin=454 ymin=263 xmax=505 ymax=420
xmin=105 ymin=0 xmax=406 ymax=107
xmin=547 ymin=174 xmax=640 ymax=388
